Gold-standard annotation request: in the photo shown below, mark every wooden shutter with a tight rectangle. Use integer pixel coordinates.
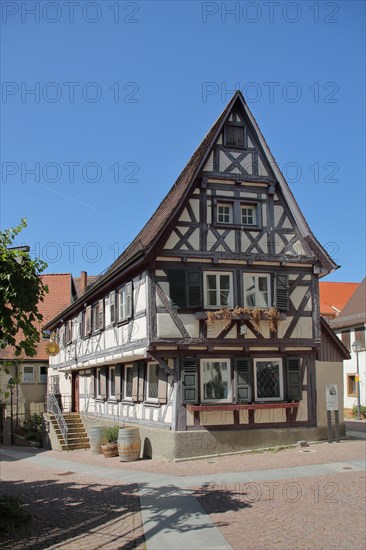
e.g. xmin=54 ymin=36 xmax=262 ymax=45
xmin=115 ymin=364 xmax=122 ymax=401
xmin=341 ymin=331 xmax=350 ymax=351
xmin=66 ymin=320 xmax=72 ymax=344
xmin=187 ymin=271 xmax=202 ymax=308
xmin=85 ymin=306 xmax=92 ymax=335
xmin=355 ymin=327 xmax=365 ymax=349
xmin=131 ymin=363 xmax=139 ymax=401
xmin=90 ymin=369 xmax=96 ymax=398
xmin=167 ymin=270 xmax=186 ymax=308
xmin=275 ymin=273 xmax=289 ymax=311
xmin=138 ymin=361 xmax=145 ymax=401
xmin=286 ymin=357 xmax=302 ymax=401
xmin=98 ymin=299 xmax=104 ymax=330
xmin=181 ymin=357 xmax=198 ymax=404
xmin=126 ymin=282 xmax=133 ymax=319
xmin=99 ymin=367 xmax=107 ymax=400
xmin=110 ymin=291 xmax=116 ymax=324
xmin=234 ymin=358 xmax=251 ymax=403
xmin=158 ymin=367 xmax=168 ymax=404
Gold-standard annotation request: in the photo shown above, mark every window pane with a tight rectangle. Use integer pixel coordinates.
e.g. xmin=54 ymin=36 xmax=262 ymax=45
xmin=202 ymin=361 xmax=229 ymax=401
xmin=40 ymin=366 xmax=47 ymax=383
xmin=23 ymin=367 xmax=34 ymax=383
xmin=148 ymin=365 xmax=159 ymax=399
xmin=220 ymin=275 xmax=230 ymax=290
xmin=220 ymin=290 xmax=230 ymax=306
xmin=207 ymin=275 xmax=216 ymax=290
xmin=256 ymin=361 xmax=280 ymax=399
xmin=126 ymin=367 xmax=133 ymax=397
xmin=110 ymin=368 xmax=115 ymax=396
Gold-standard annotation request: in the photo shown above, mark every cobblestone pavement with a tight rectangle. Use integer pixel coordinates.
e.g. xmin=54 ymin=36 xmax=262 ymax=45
xmin=0 ymin=455 xmax=145 ymax=549
xmin=1 ymin=440 xmax=365 ymax=550
xmin=46 ymin=439 xmax=366 ymax=477
xmin=195 ymin=471 xmax=366 ymax=550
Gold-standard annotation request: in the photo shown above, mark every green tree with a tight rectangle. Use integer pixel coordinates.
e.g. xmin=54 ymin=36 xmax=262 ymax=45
xmin=0 ymin=219 xmax=48 ymax=357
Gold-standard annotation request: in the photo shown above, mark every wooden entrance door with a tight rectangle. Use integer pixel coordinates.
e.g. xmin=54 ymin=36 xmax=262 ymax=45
xmin=72 ymin=372 xmax=80 ymax=413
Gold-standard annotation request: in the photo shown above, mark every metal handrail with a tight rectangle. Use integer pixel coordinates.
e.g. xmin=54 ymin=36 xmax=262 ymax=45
xmin=46 ymin=393 xmax=68 ymax=449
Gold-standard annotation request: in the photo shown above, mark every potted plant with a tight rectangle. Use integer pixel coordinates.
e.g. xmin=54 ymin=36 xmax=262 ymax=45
xmin=101 ymin=426 xmax=120 ymax=458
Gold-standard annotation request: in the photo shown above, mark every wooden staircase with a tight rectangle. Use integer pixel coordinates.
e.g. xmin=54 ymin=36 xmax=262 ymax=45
xmin=50 ymin=412 xmax=90 ymax=451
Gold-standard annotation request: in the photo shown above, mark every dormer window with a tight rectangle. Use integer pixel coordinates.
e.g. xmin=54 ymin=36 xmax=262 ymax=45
xmin=224 ymin=123 xmax=245 ymax=148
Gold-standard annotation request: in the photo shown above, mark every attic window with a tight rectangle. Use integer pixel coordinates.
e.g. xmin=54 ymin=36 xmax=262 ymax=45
xmin=224 ymin=124 xmax=245 ymax=148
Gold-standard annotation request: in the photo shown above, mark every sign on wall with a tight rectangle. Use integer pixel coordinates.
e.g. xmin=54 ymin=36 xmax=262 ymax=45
xmin=326 ymin=384 xmax=339 ymax=411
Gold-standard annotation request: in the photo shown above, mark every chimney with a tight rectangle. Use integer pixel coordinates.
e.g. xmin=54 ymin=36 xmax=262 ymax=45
xmin=80 ymin=271 xmax=87 ymax=294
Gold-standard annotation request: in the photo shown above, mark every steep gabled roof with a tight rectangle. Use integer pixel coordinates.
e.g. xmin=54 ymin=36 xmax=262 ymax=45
xmin=331 ymin=277 xmax=366 ymax=329
xmin=107 ymin=90 xmax=337 ymax=276
xmin=0 ymin=273 xmax=73 ymax=361
xmin=319 ymin=281 xmax=359 ymax=317
xmin=46 ymin=92 xmax=338 ymax=327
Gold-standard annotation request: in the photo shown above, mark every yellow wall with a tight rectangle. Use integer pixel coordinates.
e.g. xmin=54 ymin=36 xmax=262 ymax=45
xmin=315 ymin=361 xmax=344 ymax=426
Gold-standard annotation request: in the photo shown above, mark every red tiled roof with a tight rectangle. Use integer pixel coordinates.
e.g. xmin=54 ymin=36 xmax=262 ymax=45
xmin=319 ymin=282 xmax=359 ymax=318
xmin=0 ymin=273 xmax=72 ymax=361
xmin=73 ymin=275 xmax=98 ymax=298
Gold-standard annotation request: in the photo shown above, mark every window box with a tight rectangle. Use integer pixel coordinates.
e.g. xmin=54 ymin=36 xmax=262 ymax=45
xmin=187 ymin=402 xmax=300 ymax=412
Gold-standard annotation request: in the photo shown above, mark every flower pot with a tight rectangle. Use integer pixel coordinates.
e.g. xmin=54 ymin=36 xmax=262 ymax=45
xmin=101 ymin=443 xmax=118 ymax=458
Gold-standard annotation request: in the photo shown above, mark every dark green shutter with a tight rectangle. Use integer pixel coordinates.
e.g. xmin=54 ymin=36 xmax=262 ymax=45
xmin=167 ymin=270 xmax=186 ymax=308
xmin=132 ymin=363 xmax=139 ymax=401
xmin=187 ymin=271 xmax=202 ymax=308
xmin=181 ymin=357 xmax=198 ymax=404
xmin=168 ymin=270 xmax=202 ymax=309
xmin=234 ymin=358 xmax=251 ymax=403
xmin=275 ymin=273 xmax=289 ymax=311
xmin=286 ymin=357 xmax=302 ymax=401
xmin=115 ymin=364 xmax=122 ymax=401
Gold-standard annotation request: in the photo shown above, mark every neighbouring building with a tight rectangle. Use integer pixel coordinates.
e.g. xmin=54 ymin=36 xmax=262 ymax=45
xmin=319 ymin=282 xmax=359 ymax=322
xmin=45 ymin=91 xmax=349 ymax=460
xmin=331 ymin=277 xmax=366 ymax=412
xmin=0 ymin=274 xmax=74 ymax=437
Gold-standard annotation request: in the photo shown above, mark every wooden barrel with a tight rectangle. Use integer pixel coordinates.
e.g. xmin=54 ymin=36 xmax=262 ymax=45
xmin=118 ymin=427 xmax=141 ymax=462
xmin=90 ymin=427 xmax=105 ymax=454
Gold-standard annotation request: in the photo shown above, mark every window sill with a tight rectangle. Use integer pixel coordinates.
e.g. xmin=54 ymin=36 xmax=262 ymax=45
xmin=121 ymin=399 xmax=134 ymax=405
xmin=144 ymin=401 xmax=161 ymax=408
xmin=116 ymin=319 xmax=130 ymax=327
xmin=107 ymin=399 xmax=118 ymax=404
xmin=95 ymin=397 xmax=106 ymax=403
xmin=187 ymin=402 xmax=299 ymax=412
xmin=214 ymin=223 xmax=261 ymax=230
xmin=196 ymin=312 xmax=287 ymax=320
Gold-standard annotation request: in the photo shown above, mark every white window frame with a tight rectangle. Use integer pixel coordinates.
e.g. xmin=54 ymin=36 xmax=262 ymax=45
xmin=22 ymin=366 xmax=34 ymax=384
xmin=253 ymin=358 xmax=284 ymax=402
xmin=217 ymin=203 xmax=233 ymax=224
xmin=146 ymin=363 xmax=159 ymax=402
xmin=123 ymin=364 xmax=133 ymax=400
xmin=39 ymin=366 xmax=47 ymax=384
xmin=108 ymin=366 xmax=116 ymax=399
xmin=204 ymin=271 xmax=233 ymax=309
xmin=243 ymin=273 xmax=271 ymax=308
xmin=200 ymin=359 xmax=231 ymax=403
xmin=241 ymin=204 xmax=257 ymax=226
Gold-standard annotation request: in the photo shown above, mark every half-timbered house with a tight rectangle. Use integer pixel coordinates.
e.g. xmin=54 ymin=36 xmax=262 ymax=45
xmin=45 ymin=91 xmax=349 ymax=460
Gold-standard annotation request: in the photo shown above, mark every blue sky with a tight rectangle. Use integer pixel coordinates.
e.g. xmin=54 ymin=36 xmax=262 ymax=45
xmin=1 ymin=0 xmax=365 ymax=282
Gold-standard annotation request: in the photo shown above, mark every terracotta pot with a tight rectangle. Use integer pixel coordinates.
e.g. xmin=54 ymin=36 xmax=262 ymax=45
xmin=101 ymin=443 xmax=118 ymax=458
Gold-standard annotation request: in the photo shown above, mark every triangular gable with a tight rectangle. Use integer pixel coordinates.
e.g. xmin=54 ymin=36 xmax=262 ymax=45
xmin=108 ymin=91 xmax=337 ymax=275
xmin=46 ymin=92 xmax=338 ymax=323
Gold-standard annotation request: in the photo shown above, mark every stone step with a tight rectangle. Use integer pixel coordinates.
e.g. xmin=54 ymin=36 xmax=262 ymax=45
xmin=60 ymin=443 xmax=90 ymax=451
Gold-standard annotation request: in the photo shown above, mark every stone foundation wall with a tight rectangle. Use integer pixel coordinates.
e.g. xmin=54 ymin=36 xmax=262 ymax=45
xmin=80 ymin=414 xmax=345 ymax=462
